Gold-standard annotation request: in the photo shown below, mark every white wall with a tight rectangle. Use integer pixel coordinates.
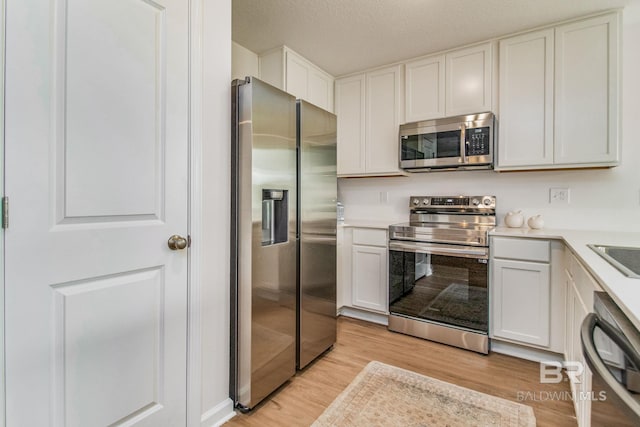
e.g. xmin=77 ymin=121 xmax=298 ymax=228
xmin=338 ymin=4 xmax=640 ymax=232
xmin=200 ymin=0 xmax=234 ymax=426
xmin=232 ymin=41 xmax=259 ymax=81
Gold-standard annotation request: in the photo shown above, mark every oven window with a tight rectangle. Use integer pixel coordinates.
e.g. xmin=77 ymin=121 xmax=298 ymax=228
xmin=401 ymin=131 xmax=461 ymax=161
xmin=389 ymin=250 xmax=488 ymax=333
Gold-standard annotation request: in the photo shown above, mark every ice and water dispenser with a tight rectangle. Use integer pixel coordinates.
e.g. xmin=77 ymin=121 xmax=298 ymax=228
xmin=261 ymin=189 xmax=288 ymax=246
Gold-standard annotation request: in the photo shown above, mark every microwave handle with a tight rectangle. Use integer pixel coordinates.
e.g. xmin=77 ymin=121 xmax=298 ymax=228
xmin=460 ymin=124 xmax=466 ymax=164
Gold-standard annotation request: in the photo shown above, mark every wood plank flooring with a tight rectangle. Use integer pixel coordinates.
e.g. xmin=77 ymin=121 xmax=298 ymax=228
xmin=224 ymin=316 xmax=577 ymax=427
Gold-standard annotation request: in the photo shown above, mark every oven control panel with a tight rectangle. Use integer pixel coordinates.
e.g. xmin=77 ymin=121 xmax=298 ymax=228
xmin=409 ymin=195 xmax=496 ymax=211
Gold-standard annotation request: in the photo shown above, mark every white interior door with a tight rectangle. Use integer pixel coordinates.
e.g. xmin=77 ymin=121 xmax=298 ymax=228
xmin=4 ymin=0 xmax=190 ymax=426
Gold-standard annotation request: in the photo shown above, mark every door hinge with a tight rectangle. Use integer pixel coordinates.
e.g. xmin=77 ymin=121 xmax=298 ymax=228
xmin=2 ymin=197 xmax=8 ymax=229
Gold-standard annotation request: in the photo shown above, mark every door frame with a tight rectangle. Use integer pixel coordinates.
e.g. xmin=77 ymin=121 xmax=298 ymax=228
xmin=187 ymin=0 xmax=204 ymax=425
xmin=0 ymin=0 xmax=5 ymax=425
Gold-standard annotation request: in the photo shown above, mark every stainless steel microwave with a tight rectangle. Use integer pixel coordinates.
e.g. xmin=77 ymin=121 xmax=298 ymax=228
xmin=399 ymin=112 xmax=495 ymax=171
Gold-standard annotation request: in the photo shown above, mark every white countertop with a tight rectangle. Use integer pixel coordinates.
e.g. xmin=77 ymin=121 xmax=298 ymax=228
xmin=492 ymin=226 xmax=640 ymax=331
xmin=339 ymin=219 xmax=395 ymax=229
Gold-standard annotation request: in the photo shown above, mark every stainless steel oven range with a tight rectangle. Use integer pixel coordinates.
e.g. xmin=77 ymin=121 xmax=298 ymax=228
xmin=388 ymin=195 xmax=496 ymax=354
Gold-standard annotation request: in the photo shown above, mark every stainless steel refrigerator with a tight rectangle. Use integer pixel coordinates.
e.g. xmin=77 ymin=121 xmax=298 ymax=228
xmin=230 ymin=77 xmax=337 ymax=410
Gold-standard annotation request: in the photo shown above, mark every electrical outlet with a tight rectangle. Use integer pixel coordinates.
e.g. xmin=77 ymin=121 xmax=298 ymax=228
xmin=549 ymin=188 xmax=570 ymax=204
xmin=379 ymin=191 xmax=389 ymax=203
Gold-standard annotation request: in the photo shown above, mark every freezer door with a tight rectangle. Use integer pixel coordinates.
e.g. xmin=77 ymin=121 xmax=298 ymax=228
xmin=297 ymin=100 xmax=337 ymax=369
xmin=232 ymin=78 xmax=297 ymax=409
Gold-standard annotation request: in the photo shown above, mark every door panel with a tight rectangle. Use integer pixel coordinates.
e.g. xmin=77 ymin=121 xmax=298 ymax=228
xmin=55 ymin=268 xmax=164 ymax=427
xmin=63 ymin=0 xmax=165 ymax=218
xmin=5 ymin=0 xmax=189 ymax=425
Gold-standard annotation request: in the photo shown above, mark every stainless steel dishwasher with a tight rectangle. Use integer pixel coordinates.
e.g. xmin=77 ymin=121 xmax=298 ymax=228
xmin=581 ymin=292 xmax=640 ymax=426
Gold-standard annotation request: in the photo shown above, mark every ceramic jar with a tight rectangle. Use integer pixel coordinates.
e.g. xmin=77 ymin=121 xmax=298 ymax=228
xmin=504 ymin=210 xmax=524 ymax=228
xmin=527 ymin=214 xmax=544 ymax=229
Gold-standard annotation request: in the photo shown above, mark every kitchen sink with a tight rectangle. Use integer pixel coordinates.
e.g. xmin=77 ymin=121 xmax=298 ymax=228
xmin=588 ymin=245 xmax=640 ymax=279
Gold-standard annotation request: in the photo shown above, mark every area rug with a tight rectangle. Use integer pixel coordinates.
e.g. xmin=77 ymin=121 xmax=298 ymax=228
xmin=312 ymin=361 xmax=536 ymax=427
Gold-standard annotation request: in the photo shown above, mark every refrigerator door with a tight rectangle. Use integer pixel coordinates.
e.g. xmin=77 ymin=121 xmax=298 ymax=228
xmin=297 ymin=100 xmax=337 ymax=369
xmin=231 ymin=77 xmax=297 ymax=409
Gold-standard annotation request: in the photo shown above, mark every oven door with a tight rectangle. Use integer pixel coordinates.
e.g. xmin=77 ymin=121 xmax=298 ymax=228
xmin=388 ymin=240 xmax=489 ymax=333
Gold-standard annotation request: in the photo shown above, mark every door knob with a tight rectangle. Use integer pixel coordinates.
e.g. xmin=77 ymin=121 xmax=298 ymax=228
xmin=167 ymin=235 xmax=189 ymax=250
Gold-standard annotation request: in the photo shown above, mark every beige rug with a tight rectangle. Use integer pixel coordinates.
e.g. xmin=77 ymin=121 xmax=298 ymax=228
xmin=312 ymin=361 xmax=536 ymax=427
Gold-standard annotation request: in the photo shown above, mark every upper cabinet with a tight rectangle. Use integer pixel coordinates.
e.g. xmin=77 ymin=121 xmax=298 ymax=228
xmin=260 ymin=46 xmax=335 ymax=112
xmin=498 ymin=29 xmax=555 ymax=167
xmin=554 ymin=13 xmax=619 ymax=166
xmin=445 ymin=43 xmax=493 ymax=117
xmin=405 ymin=55 xmax=445 ymax=122
xmin=335 ymin=74 xmax=366 ymax=175
xmin=404 ymin=43 xmax=492 ymax=122
xmin=497 ymin=12 xmax=620 ymax=170
xmin=336 ymin=65 xmax=405 ymax=177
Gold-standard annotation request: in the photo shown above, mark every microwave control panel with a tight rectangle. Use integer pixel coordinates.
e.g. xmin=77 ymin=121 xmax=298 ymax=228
xmin=466 ymin=127 xmax=491 ymax=156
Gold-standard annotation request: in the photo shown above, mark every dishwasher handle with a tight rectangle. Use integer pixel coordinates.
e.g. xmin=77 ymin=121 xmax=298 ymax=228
xmin=581 ymin=313 xmax=640 ymax=421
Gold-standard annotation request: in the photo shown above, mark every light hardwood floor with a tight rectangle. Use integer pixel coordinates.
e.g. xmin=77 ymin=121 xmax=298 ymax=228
xmin=225 ymin=316 xmax=577 ymax=426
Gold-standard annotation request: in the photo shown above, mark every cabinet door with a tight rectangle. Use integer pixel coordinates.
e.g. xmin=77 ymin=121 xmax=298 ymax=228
xmin=571 ymin=283 xmax=591 ymax=425
xmin=498 ymin=29 xmax=554 ymax=168
xmin=445 ymin=43 xmax=492 ymax=116
xmin=564 ymin=274 xmax=575 ymax=362
xmin=365 ymin=65 xmax=403 ymax=174
xmin=554 ymin=13 xmax=619 ymax=166
xmin=335 ymin=74 xmax=366 ymax=175
xmin=285 ymin=52 xmax=309 ymax=100
xmin=308 ymin=68 xmax=333 ymax=112
xmin=405 ymin=55 xmax=445 ymax=122
xmin=352 ymin=245 xmax=387 ymax=313
xmin=492 ymin=259 xmax=550 ymax=347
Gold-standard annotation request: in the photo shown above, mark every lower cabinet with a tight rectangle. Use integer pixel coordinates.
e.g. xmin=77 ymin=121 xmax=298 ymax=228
xmin=492 ymin=258 xmax=550 ymax=346
xmin=338 ymin=226 xmax=389 ymax=321
xmin=564 ymin=249 xmax=603 ymax=427
xmin=352 ymin=245 xmax=387 ymax=312
xmin=490 ymin=236 xmax=565 ymax=353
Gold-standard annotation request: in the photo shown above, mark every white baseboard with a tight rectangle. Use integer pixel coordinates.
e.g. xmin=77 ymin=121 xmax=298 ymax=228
xmin=491 ymin=340 xmax=564 ymax=363
xmin=201 ymin=398 xmax=235 ymax=427
xmin=339 ymin=306 xmax=389 ymax=326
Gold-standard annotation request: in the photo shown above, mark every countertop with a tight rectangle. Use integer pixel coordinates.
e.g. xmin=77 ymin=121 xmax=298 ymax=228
xmin=338 ymin=219 xmax=396 ymax=229
xmin=492 ymin=226 xmax=640 ymax=331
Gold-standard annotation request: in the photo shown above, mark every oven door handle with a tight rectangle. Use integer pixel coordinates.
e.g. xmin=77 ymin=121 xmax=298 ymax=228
xmin=581 ymin=313 xmax=640 ymax=421
xmin=388 ymin=241 xmax=488 ymax=259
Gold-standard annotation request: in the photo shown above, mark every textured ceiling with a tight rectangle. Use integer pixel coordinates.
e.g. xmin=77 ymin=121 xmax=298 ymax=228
xmin=233 ymin=0 xmax=633 ymax=76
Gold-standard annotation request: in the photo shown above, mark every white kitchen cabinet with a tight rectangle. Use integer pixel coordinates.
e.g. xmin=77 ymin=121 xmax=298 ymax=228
xmin=564 ymin=248 xmax=603 ymax=427
xmin=497 ymin=12 xmax=620 ymax=170
xmin=335 ymin=74 xmax=366 ymax=174
xmin=338 ymin=227 xmax=389 ymax=320
xmin=259 ymin=46 xmax=334 ymax=112
xmin=491 ymin=237 xmax=565 ymax=352
xmin=445 ymin=43 xmax=492 ymax=117
xmin=335 ymin=65 xmax=404 ymax=177
xmin=404 ymin=43 xmax=492 ymax=122
xmin=492 ymin=258 xmax=551 ymax=347
xmin=352 ymin=245 xmax=388 ymax=312
xmin=498 ymin=29 xmax=554 ymax=168
xmin=366 ymin=65 xmax=404 ymax=174
xmin=404 ymin=55 xmax=445 ymax=122
xmin=554 ymin=13 xmax=619 ymax=166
